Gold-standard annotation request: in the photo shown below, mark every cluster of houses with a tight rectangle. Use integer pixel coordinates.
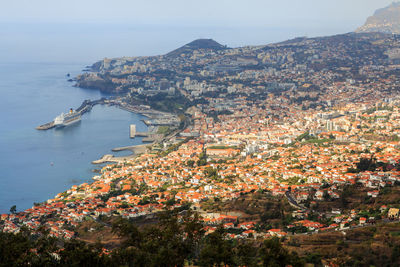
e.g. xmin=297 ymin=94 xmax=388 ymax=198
xmin=3 ymin=95 xmax=400 ymax=240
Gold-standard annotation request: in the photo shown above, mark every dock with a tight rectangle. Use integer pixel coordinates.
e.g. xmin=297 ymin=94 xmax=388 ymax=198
xmin=92 ymin=144 xmax=151 ymax=164
xmin=92 ymin=154 xmax=114 ymax=164
xmin=142 ymin=136 xmax=155 ymax=142
xmin=111 ymin=143 xmax=150 ymax=153
xmin=135 ymin=132 xmax=150 ymax=137
xmin=130 ymin=124 xmax=136 ymax=138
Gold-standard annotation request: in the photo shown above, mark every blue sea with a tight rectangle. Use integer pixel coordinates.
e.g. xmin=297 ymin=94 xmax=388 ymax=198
xmin=0 ymin=62 xmax=147 ymax=213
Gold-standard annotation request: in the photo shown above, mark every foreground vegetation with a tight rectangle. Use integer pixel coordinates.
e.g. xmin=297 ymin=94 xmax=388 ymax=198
xmin=3 ymin=211 xmax=400 ymax=267
xmin=286 ymin=222 xmax=400 ymax=266
xmin=4 ymin=188 xmax=400 ymax=266
xmin=0 ymin=209 xmax=304 ymax=267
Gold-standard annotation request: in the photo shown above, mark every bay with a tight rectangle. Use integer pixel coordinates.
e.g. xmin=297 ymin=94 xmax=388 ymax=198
xmin=0 ymin=62 xmax=147 ymax=213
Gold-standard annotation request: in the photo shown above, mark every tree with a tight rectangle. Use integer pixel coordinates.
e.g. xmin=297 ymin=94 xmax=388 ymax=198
xmin=111 ymin=209 xmax=205 ymax=267
xmin=197 ymin=151 xmax=208 ymax=167
xmin=356 ymin=156 xmax=377 ymax=172
xmin=59 ymin=240 xmax=109 ymax=266
xmin=204 ymin=167 xmax=218 ymax=179
xmin=187 ymin=160 xmax=195 ymax=168
xmin=235 ymin=241 xmax=258 ymax=267
xmin=260 ymin=237 xmax=304 ymax=267
xmin=0 ymin=230 xmax=37 ymax=266
xmin=9 ymin=205 xmax=16 ymax=214
xmin=182 ymin=210 xmax=205 ymax=261
xmin=0 ymin=209 xmax=315 ymax=266
xmin=112 ymin=217 xmax=142 ymax=248
xmin=323 ymin=190 xmax=330 ymax=201
xmin=198 ymin=226 xmax=234 ymax=267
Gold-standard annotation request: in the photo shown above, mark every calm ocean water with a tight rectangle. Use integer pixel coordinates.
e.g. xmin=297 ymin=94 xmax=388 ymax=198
xmin=0 ymin=62 xmax=147 ymax=213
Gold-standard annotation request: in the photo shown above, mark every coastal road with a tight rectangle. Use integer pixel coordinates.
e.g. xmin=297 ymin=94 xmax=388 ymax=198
xmin=285 ymin=191 xmax=307 ymax=211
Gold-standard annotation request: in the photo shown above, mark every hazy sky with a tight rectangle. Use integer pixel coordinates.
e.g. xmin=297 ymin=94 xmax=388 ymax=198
xmin=0 ymin=0 xmax=395 ymax=63
xmin=1 ymin=0 xmax=394 ymax=26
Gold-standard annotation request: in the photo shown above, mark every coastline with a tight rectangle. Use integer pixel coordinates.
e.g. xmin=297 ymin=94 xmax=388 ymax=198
xmin=1 ymin=61 xmax=180 ymax=213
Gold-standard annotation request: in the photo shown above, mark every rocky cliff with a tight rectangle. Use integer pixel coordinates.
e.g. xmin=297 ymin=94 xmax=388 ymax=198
xmin=356 ymin=2 xmax=400 ymax=34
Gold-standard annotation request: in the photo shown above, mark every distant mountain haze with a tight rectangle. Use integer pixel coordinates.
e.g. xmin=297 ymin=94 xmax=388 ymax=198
xmin=356 ymin=2 xmax=400 ymax=34
xmin=0 ymin=1 xmax=395 ymax=63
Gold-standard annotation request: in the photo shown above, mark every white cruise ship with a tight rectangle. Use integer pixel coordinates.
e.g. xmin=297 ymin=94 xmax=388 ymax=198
xmin=54 ymin=108 xmax=81 ymax=128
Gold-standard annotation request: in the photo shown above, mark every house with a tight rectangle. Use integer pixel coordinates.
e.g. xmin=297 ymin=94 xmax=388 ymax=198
xmin=340 ymin=222 xmax=348 ymax=229
xmin=328 ymin=191 xmax=340 ymax=199
xmin=292 ymin=210 xmax=305 ymax=219
xmin=350 ymin=209 xmax=357 ymax=218
xmin=238 ymin=221 xmax=256 ymax=230
xmin=242 ymin=230 xmax=256 ymax=238
xmin=367 ymin=190 xmax=379 ymax=198
xmin=380 ymin=205 xmax=388 ymax=213
xmin=359 ymin=217 xmax=367 ymax=225
xmin=223 ymin=223 xmax=234 ymax=229
xmin=388 ymin=208 xmax=400 ymax=220
xmin=206 ymin=148 xmax=240 ymax=159
xmin=331 ymin=208 xmax=341 ymax=215
xmin=268 ymin=229 xmax=282 ymax=236
xmin=296 ymin=192 xmax=309 ymax=202
xmin=333 ymin=215 xmax=345 ymax=223
xmin=268 ymin=229 xmax=287 ymax=237
xmin=315 ymin=190 xmax=324 ymax=200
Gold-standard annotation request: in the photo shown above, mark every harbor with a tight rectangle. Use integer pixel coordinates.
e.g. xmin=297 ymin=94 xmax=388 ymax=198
xmin=35 ymin=96 xmax=181 ymax=166
xmin=33 ymin=95 xmax=179 ymax=166
xmin=36 ymin=98 xmax=180 ymax=131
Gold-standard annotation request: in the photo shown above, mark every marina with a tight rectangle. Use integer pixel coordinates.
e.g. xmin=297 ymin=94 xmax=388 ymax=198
xmin=35 ymin=99 xmax=180 ymax=131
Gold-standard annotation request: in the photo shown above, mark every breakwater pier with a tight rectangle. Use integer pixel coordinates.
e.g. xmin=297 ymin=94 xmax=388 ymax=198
xmin=130 ymin=124 xmax=136 ymax=138
xmin=36 ymin=121 xmax=55 ymax=130
xmin=92 ymin=144 xmax=151 ymax=164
